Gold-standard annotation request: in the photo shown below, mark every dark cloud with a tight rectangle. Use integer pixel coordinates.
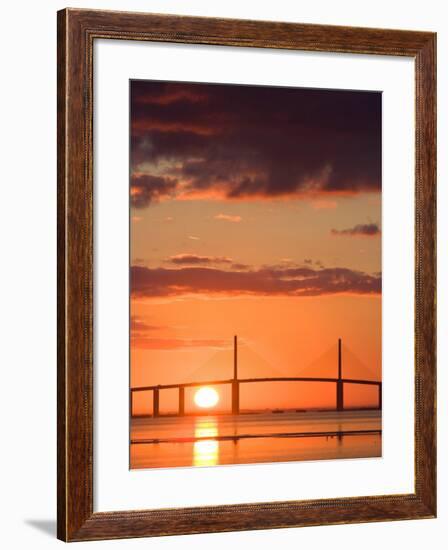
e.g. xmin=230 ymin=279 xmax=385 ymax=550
xmin=331 ymin=223 xmax=381 ymax=237
xmin=130 ymin=81 xmax=381 ymax=205
xmin=131 ymin=173 xmax=177 ymax=208
xmin=131 ymin=265 xmax=381 ymax=298
xmin=166 ymin=254 xmax=233 ymax=266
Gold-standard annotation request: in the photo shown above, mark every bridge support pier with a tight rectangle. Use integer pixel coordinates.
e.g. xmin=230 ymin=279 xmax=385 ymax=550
xmin=336 ymin=380 xmax=344 ymax=411
xmin=179 ymin=387 xmax=185 ymax=416
xmin=153 ymin=388 xmax=160 ymax=417
xmin=232 ymin=381 xmax=239 ymax=415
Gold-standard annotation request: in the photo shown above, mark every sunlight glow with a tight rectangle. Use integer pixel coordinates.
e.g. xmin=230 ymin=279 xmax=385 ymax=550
xmin=194 ymin=386 xmax=219 ymax=409
xmin=193 ymin=420 xmax=219 ymax=467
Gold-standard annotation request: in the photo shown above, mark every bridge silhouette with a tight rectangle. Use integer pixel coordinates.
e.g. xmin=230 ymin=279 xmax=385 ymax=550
xmin=130 ymin=337 xmax=382 ymax=417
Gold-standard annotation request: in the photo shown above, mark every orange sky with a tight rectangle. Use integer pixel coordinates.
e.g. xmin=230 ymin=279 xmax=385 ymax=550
xmin=130 ymin=81 xmax=382 ymax=415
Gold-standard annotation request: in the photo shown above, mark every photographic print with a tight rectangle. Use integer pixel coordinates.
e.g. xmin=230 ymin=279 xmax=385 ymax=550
xmin=129 ymin=80 xmax=382 ymax=470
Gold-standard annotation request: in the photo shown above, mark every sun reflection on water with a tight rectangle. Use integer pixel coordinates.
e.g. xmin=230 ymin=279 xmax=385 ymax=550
xmin=193 ymin=418 xmax=219 ymax=467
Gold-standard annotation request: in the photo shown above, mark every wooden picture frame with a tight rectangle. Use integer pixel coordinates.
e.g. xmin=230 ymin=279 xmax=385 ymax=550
xmin=57 ymin=8 xmax=436 ymax=542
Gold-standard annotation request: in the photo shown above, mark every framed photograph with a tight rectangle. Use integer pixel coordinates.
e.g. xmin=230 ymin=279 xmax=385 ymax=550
xmin=57 ymin=8 xmax=436 ymax=541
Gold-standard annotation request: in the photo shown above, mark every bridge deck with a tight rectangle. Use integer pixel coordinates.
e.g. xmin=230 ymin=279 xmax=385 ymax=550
xmin=131 ymin=376 xmax=381 ymax=393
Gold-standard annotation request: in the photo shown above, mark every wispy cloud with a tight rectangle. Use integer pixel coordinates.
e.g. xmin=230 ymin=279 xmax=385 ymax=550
xmin=214 ymin=213 xmax=242 ymax=223
xmin=130 ymin=314 xmax=227 ymax=350
xmin=331 ymin=223 xmax=381 ymax=237
xmin=303 ymin=258 xmax=324 ymax=268
xmin=131 ymin=337 xmax=229 ymax=350
xmin=130 ymin=316 xmax=164 ymax=332
xmin=167 ymin=254 xmax=233 ymax=266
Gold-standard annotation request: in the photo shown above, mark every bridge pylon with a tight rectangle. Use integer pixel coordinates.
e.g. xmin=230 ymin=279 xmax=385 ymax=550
xmin=336 ymin=338 xmax=344 ymax=411
xmin=232 ymin=335 xmax=240 ymax=414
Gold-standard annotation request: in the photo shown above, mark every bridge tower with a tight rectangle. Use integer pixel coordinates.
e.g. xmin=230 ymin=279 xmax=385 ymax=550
xmin=232 ymin=335 xmax=240 ymax=414
xmin=336 ymin=338 xmax=344 ymax=411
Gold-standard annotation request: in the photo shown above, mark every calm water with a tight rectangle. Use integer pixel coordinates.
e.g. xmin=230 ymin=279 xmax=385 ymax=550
xmin=130 ymin=410 xmax=381 ymax=469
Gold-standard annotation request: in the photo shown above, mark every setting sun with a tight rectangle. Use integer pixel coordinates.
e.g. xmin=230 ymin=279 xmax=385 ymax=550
xmin=194 ymin=387 xmax=219 ymax=409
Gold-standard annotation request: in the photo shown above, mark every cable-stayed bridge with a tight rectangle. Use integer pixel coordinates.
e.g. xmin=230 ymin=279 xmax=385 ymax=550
xmin=130 ymin=337 xmax=382 ymax=417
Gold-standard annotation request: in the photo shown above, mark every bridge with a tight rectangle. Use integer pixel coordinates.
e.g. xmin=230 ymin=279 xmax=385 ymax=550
xmin=130 ymin=337 xmax=382 ymax=417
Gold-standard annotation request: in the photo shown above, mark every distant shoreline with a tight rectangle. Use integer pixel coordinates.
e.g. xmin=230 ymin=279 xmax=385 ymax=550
xmin=131 ymin=407 xmax=381 ymax=419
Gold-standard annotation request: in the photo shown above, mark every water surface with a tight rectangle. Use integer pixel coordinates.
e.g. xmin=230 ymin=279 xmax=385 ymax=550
xmin=130 ymin=410 xmax=381 ymax=469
